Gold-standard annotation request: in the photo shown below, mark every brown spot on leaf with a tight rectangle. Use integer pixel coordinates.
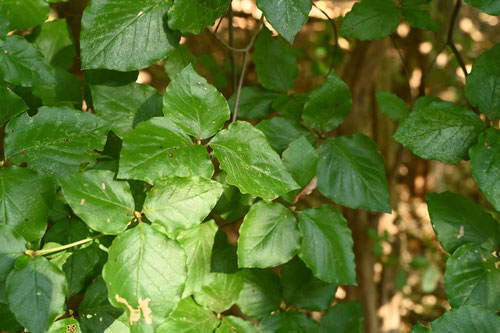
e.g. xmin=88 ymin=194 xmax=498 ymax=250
xmin=138 ymin=298 xmax=153 ymax=324
xmin=80 ymin=199 xmax=85 ymax=205
xmin=102 ymin=183 xmax=106 ymax=190
xmin=115 ymin=295 xmax=141 ymax=325
xmin=456 ymin=226 xmax=464 ymax=239
xmin=115 ymin=295 xmax=153 ymax=326
xmin=168 ymin=153 xmax=173 ymax=157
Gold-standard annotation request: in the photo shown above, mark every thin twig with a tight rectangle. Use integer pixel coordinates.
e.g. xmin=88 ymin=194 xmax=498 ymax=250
xmin=390 ymin=34 xmax=414 ymax=108
xmin=229 ymin=7 xmax=238 ymax=92
xmin=214 ymin=16 xmax=224 ymax=34
xmin=232 ymin=16 xmax=264 ymax=122
xmin=447 ymin=0 xmax=467 ymax=77
xmin=311 ymin=0 xmax=339 ymax=62
xmin=421 ymin=0 xmax=467 ymax=92
xmin=208 ymin=28 xmax=247 ymax=52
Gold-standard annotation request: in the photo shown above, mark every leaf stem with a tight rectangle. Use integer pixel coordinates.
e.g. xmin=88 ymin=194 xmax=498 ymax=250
xmin=28 ymin=234 xmax=103 ymax=257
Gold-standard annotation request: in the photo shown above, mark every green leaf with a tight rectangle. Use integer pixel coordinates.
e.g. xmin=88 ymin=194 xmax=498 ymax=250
xmin=320 ymin=301 xmax=364 ymax=333
xmin=469 ymin=128 xmax=500 ymax=211
xmin=83 ymin=69 xmax=139 ymax=87
xmin=465 ymin=43 xmax=500 ymax=120
xmin=32 ymin=67 xmax=82 ymax=108
xmin=256 ymin=0 xmax=311 ymax=43
xmin=254 ymin=28 xmax=299 ymax=92
xmin=0 ymin=0 xmax=49 ymax=30
xmin=375 ymin=91 xmax=410 ymax=122
xmin=102 ymin=223 xmax=186 ymax=330
xmin=5 ymin=106 xmax=110 ymax=178
xmin=302 ymin=69 xmax=352 ymax=132
xmin=464 ymin=0 xmax=500 ymax=16
xmin=29 ymin=19 xmax=75 ymax=70
xmin=317 ymin=134 xmax=391 ymax=213
xmin=164 ymin=44 xmax=196 ymax=79
xmin=259 ymin=311 xmax=319 ymax=333
xmin=228 ymin=85 xmax=280 ymax=119
xmin=427 ymin=305 xmax=500 ymax=332
xmin=0 ymin=225 xmax=26 ymax=282
xmin=143 ymin=176 xmax=223 ymax=236
xmin=210 ymin=229 xmax=238 ymax=274
xmin=426 ymin=192 xmax=500 ymax=253
xmin=0 ymin=166 xmax=55 ymax=242
xmin=402 ymin=6 xmax=440 ymax=31
xmin=237 ymin=201 xmax=300 ymax=268
xmin=210 ymin=121 xmax=300 ymax=200
xmin=236 ymin=269 xmax=281 ymax=319
xmin=6 ymin=256 xmax=67 ymax=333
xmin=47 ymin=318 xmax=81 ymax=333
xmin=273 ymin=93 xmax=307 ymax=120
xmin=0 ymin=35 xmax=54 ymax=87
xmin=341 ymin=0 xmax=400 ymax=40
xmin=193 ymin=272 xmax=243 ymax=313
xmin=156 ymin=297 xmax=220 ymax=333
xmin=393 ymin=101 xmax=486 ymax=163
xmin=176 ymin=220 xmax=218 ymax=296
xmin=60 ymin=170 xmax=135 ymax=235
xmin=281 ymin=257 xmax=337 ymax=311
xmin=117 ymin=117 xmax=214 ymax=184
xmin=80 ymin=0 xmax=180 ymax=71
xmin=91 ymin=82 xmax=163 ymax=139
xmin=79 ymin=277 xmax=126 ymax=333
xmin=409 ymin=322 xmax=430 ymax=333
xmin=282 ymin=136 xmax=318 ymax=188
xmin=215 ymin=316 xmax=258 ymax=333
xmin=167 ymin=0 xmax=230 ymax=34
xmin=256 ymin=117 xmax=314 ymax=154
xmin=445 ymin=243 xmax=500 ymax=310
xmin=163 ymin=64 xmax=230 ymax=140
xmin=213 ymin=173 xmax=254 ymax=223
xmin=0 ymin=301 xmax=22 ymax=332
xmin=413 ymin=95 xmax=441 ymax=111
xmin=298 ymin=205 xmax=356 ymax=285
xmin=0 ymin=85 xmax=28 ymax=123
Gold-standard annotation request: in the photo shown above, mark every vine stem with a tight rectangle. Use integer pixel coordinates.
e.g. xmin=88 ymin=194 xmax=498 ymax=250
xmin=232 ymin=16 xmax=264 ymax=122
xmin=27 ymin=234 xmax=103 ymax=257
xmin=311 ymin=0 xmax=339 ymax=62
xmin=390 ymin=34 xmax=413 ymax=108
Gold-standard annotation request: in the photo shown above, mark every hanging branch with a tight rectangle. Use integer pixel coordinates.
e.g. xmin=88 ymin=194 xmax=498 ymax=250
xmin=390 ymin=34 xmax=414 ymax=108
xmin=311 ymin=0 xmax=339 ymax=62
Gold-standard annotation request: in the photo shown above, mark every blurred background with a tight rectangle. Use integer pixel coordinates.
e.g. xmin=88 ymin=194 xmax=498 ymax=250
xmin=38 ymin=0 xmax=500 ymax=332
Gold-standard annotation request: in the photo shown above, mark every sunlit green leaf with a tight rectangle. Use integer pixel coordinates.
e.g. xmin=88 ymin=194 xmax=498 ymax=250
xmin=60 ymin=170 xmax=135 ymax=235
xmin=143 ymin=176 xmax=223 ymax=236
xmin=237 ymin=201 xmax=300 ymax=268
xmin=210 ymin=121 xmax=299 ymax=200
xmin=80 ymin=0 xmax=180 ymax=71
xmin=102 ymin=224 xmax=186 ymax=331
xmin=6 ymin=256 xmax=67 ymax=333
